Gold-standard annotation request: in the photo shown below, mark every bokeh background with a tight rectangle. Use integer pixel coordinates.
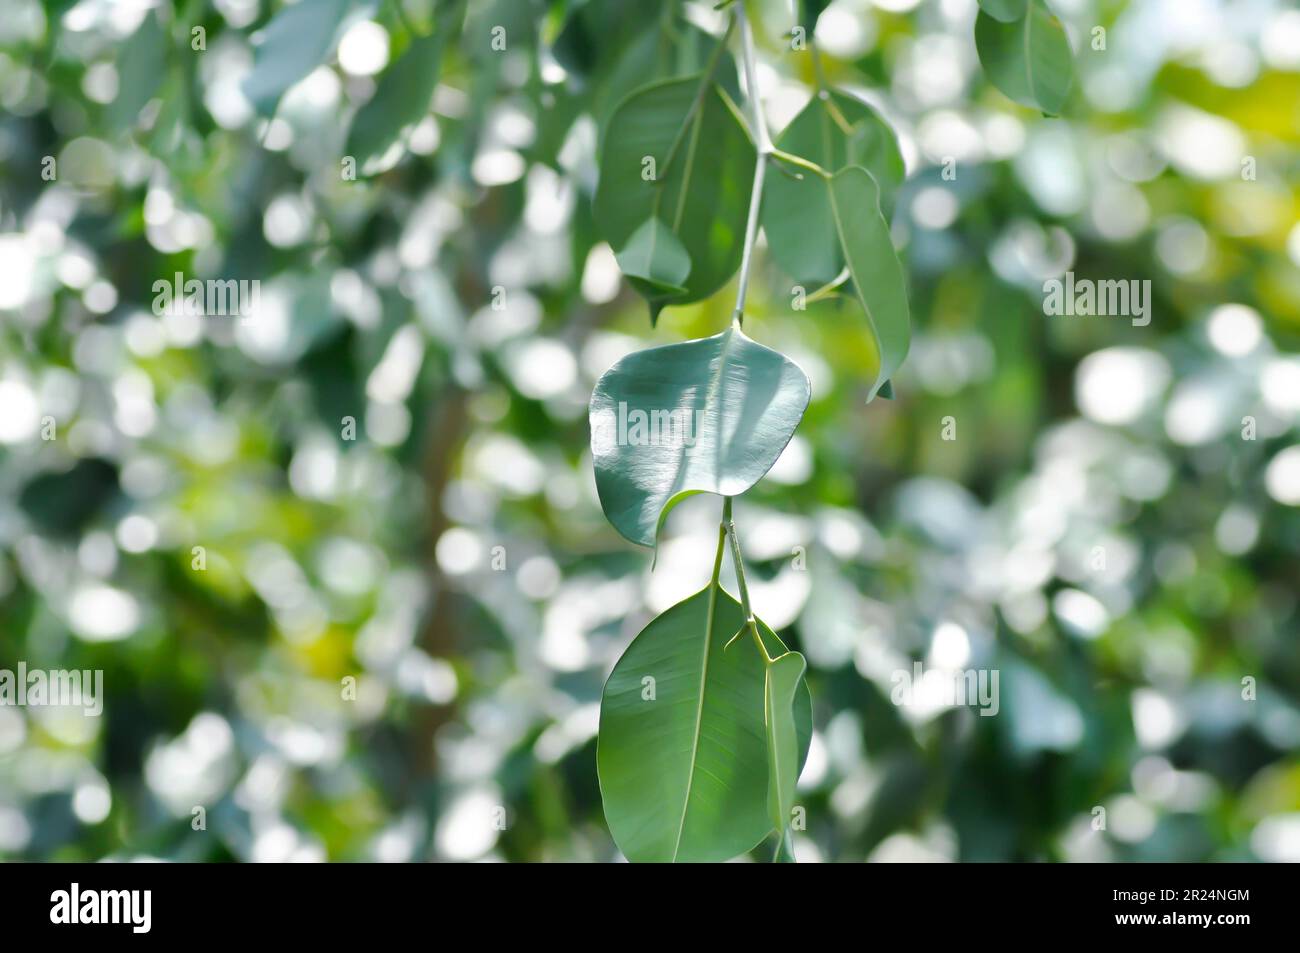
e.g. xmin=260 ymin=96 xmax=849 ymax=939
xmin=2 ymin=0 xmax=1299 ymax=862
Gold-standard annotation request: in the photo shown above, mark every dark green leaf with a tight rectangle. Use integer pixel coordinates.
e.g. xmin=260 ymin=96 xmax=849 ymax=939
xmin=597 ymin=586 xmax=812 ymax=862
xmin=593 ymin=76 xmax=754 ymax=313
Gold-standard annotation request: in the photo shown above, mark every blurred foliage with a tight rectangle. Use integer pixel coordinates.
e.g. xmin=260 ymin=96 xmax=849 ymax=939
xmin=0 ymin=0 xmax=1298 ymax=862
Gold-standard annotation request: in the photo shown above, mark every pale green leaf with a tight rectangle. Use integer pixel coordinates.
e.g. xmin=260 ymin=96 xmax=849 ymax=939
xmin=825 ymin=166 xmax=911 ymax=401
xmin=243 ymin=0 xmax=358 ymax=117
xmin=974 ymin=0 xmax=1074 ymax=115
xmin=976 ymin=0 xmax=1029 ymax=23
xmin=763 ymin=89 xmax=905 ymax=287
xmin=763 ymin=649 xmax=807 ymax=838
xmin=589 ymin=327 xmax=810 ymax=548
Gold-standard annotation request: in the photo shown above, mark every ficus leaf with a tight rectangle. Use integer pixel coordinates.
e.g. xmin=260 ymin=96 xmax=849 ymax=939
xmin=825 ymin=166 xmax=911 ymax=401
xmin=593 ymin=76 xmax=754 ymax=318
xmin=589 ymin=326 xmax=810 ymax=548
xmin=763 ymin=89 xmax=905 ymax=287
xmin=597 ymin=586 xmax=812 ymax=863
xmin=243 ymin=0 xmax=359 ymax=117
xmin=974 ymin=0 xmax=1073 ymax=116
xmin=763 ymin=649 xmax=807 ymax=839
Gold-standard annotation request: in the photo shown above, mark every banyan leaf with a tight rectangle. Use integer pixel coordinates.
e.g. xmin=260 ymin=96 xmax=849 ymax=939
xmin=345 ymin=31 xmax=445 ymax=176
xmin=762 ymin=89 xmax=905 ymax=287
xmin=614 ymin=217 xmax=691 ymax=311
xmin=597 ymin=585 xmax=812 ymax=863
xmin=243 ymin=0 xmax=358 ymax=117
xmin=593 ymin=76 xmax=754 ymax=318
xmin=763 ymin=649 xmax=807 ymax=840
xmin=974 ymin=0 xmax=1073 ymax=116
xmin=822 ymin=166 xmax=910 ymax=402
xmin=976 ymin=0 xmax=1028 ymax=22
xmin=589 ymin=326 xmax=810 ymax=548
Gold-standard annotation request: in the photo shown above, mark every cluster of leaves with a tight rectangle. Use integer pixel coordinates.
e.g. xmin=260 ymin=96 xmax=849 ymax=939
xmin=583 ymin=1 xmax=917 ymax=861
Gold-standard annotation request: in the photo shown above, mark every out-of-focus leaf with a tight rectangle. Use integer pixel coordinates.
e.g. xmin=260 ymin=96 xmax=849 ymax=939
xmin=974 ymin=0 xmax=1073 ymax=115
xmin=345 ymin=32 xmax=444 ymax=176
xmin=243 ymin=0 xmax=357 ymax=117
xmin=109 ymin=10 xmax=165 ymax=130
xmin=976 ymin=0 xmax=1029 ymax=23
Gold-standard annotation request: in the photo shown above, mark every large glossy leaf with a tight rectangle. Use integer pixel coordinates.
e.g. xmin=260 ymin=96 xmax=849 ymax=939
xmin=593 ymin=77 xmax=754 ymax=318
xmin=763 ymin=649 xmax=807 ymax=838
xmin=597 ymin=586 xmax=812 ymax=862
xmin=762 ymin=89 xmax=905 ymax=287
xmin=243 ymin=0 xmax=357 ymax=117
xmin=974 ymin=0 xmax=1073 ymax=115
xmin=976 ymin=0 xmax=1028 ymax=22
xmin=345 ymin=31 xmax=445 ymax=176
xmin=824 ymin=166 xmax=911 ymax=401
xmin=589 ymin=327 xmax=810 ymax=548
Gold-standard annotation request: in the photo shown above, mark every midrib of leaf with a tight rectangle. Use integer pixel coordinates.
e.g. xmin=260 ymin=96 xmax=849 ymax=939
xmin=671 ymin=100 xmax=705 ymax=231
xmin=1022 ymin=5 xmax=1037 ymax=104
xmin=670 ymin=524 xmax=729 ymax=861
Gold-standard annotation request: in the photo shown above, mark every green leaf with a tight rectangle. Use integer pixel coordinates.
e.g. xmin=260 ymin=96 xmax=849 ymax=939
xmin=974 ymin=0 xmax=1074 ymax=116
xmin=799 ymin=0 xmax=831 ymax=33
xmin=595 ymin=23 xmax=741 ymax=127
xmin=345 ymin=32 xmax=444 ymax=176
xmin=243 ymin=0 xmax=358 ymax=117
xmin=109 ymin=10 xmax=166 ymax=130
xmin=597 ymin=586 xmax=812 ymax=862
xmin=593 ymin=76 xmax=754 ymax=314
xmin=589 ymin=327 xmax=810 ymax=548
xmin=825 ymin=166 xmax=911 ymax=401
xmin=614 ymin=217 xmax=692 ymax=313
xmin=762 ymin=89 xmax=905 ymax=287
xmin=976 ymin=0 xmax=1029 ymax=22
xmin=763 ymin=649 xmax=807 ymax=839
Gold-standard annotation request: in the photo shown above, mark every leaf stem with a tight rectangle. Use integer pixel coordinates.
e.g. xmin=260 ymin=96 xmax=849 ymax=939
xmin=731 ymin=0 xmax=768 ymax=326
xmin=724 ymin=496 xmax=772 ymax=662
